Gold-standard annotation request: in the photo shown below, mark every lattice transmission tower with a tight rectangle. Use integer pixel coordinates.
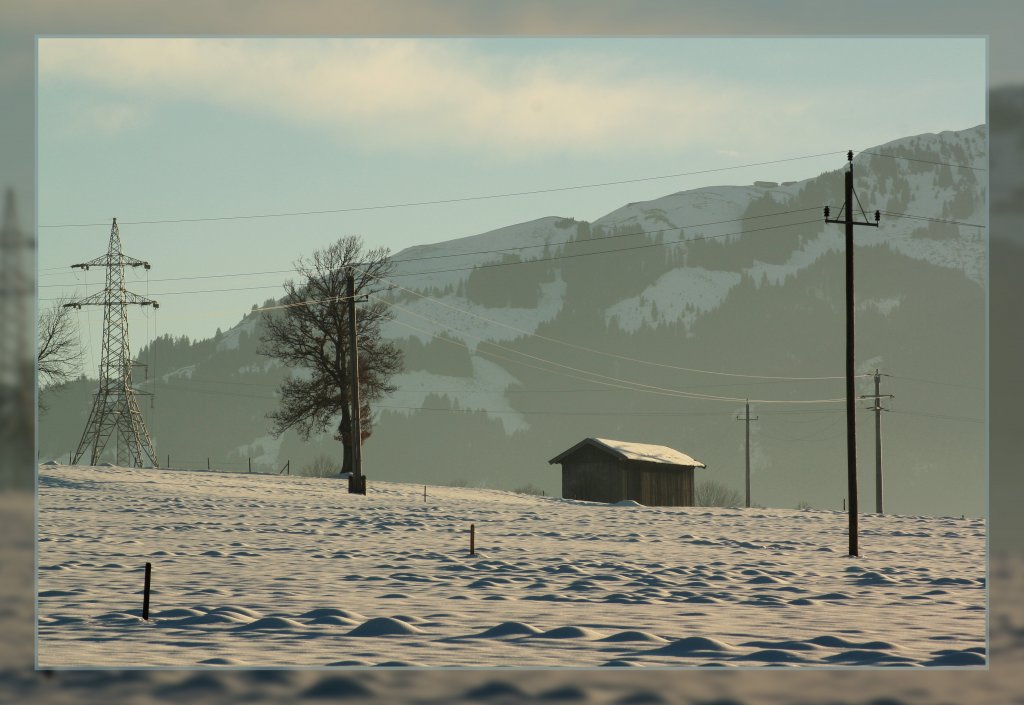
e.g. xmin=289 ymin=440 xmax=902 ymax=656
xmin=0 ymin=188 xmax=34 ymax=488
xmin=65 ymin=218 xmax=159 ymax=467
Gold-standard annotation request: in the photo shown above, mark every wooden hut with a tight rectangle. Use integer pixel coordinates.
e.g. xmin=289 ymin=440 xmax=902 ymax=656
xmin=548 ymin=437 xmax=706 ymax=506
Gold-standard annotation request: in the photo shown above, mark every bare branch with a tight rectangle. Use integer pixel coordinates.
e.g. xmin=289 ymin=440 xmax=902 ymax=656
xmin=38 ymin=295 xmax=83 ymax=390
xmin=258 ymin=235 xmax=404 ymax=471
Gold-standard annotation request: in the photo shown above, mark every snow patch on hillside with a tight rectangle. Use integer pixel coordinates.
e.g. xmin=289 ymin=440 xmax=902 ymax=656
xmin=216 ymin=318 xmax=257 ymax=352
xmin=605 ymin=267 xmax=741 ymax=334
xmin=235 ymin=434 xmax=284 ymax=467
xmin=162 ymin=364 xmax=195 ymax=382
xmin=237 ymin=359 xmax=279 ymax=375
xmin=595 ymin=186 xmax=781 ymax=238
xmin=889 ymin=229 xmax=985 ymax=285
xmin=382 ymin=358 xmax=526 ymax=434
xmin=391 ymin=217 xmax=569 ymax=293
xmin=380 ymin=274 xmax=567 ymax=352
xmin=745 ymin=229 xmax=842 ymax=287
xmin=858 ymin=297 xmax=902 ymax=316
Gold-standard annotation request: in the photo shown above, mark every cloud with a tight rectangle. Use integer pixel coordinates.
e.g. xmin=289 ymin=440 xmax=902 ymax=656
xmin=63 ymin=103 xmax=148 ymax=137
xmin=37 ymin=38 xmax=983 ymax=162
xmin=37 ymin=38 xmax=814 ymax=157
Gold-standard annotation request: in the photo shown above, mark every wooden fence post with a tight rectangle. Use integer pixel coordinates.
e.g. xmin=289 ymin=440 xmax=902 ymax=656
xmin=142 ymin=562 xmax=152 ymax=621
xmin=248 ymin=457 xmax=252 ymax=473
xmin=207 ymin=457 xmax=210 ymax=471
xmin=470 ymin=523 xmax=475 ymax=556
xmin=424 ymin=485 xmax=427 ymax=502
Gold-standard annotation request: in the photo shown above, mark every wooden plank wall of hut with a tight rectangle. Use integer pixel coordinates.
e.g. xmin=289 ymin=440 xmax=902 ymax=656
xmin=561 ymin=444 xmax=625 ymax=502
xmin=625 ymin=462 xmax=694 ymax=506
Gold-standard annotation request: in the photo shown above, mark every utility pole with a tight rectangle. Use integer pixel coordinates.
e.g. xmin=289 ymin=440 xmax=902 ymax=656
xmin=65 ymin=218 xmax=159 ymax=468
xmin=859 ymin=369 xmax=893 ymax=514
xmin=736 ymin=400 xmax=758 ymax=507
xmin=345 ymin=267 xmax=368 ymax=495
xmin=825 ymin=151 xmax=880 ymax=556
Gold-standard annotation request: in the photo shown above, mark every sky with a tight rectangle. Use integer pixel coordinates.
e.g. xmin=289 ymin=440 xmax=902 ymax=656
xmin=35 ymin=37 xmax=985 ymax=367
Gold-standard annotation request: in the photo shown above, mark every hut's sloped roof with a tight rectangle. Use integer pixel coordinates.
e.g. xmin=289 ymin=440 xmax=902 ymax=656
xmin=549 ymin=437 xmax=706 ymax=468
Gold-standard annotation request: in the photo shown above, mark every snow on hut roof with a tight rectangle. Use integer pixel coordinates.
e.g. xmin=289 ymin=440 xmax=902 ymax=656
xmin=549 ymin=438 xmax=706 ymax=468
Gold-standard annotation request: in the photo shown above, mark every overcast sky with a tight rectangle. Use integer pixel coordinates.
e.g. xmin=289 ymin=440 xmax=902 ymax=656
xmin=36 ymin=37 xmax=985 ymax=364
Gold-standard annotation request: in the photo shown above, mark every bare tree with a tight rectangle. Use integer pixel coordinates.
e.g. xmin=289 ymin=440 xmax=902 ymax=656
xmin=695 ymin=479 xmax=743 ymax=508
xmin=259 ymin=236 xmax=403 ymax=474
xmin=37 ymin=296 xmax=83 ymax=408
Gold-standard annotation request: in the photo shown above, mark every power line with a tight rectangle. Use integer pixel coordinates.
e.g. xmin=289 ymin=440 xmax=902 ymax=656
xmin=388 ymin=207 xmax=822 ymax=265
xmin=856 ymin=150 xmax=986 ymax=172
xmin=888 ymin=409 xmax=983 ymax=424
xmin=362 ymin=265 xmax=864 ymax=382
xmin=37 ymin=199 xmax=983 ymax=296
xmin=39 ymin=267 xmax=297 ymax=286
xmin=387 ymin=217 xmax=824 ymax=279
xmin=879 ymin=211 xmax=985 ymax=229
xmin=35 ymin=219 xmax=957 ymax=305
xmin=884 ymin=372 xmax=983 ymax=391
xmin=140 ymin=379 xmax=821 ymax=417
xmin=35 ymin=201 xmax=984 ymax=286
xmin=379 ymin=295 xmax=847 ymax=405
xmin=39 ymin=151 xmax=847 ymax=229
xmin=36 ymin=216 xmax=824 ymax=301
xmin=36 ymin=146 xmax=986 ymax=231
xmin=36 ymin=206 xmax=823 ymax=286
xmin=145 ymin=373 xmax=851 ymax=393
xmin=373 ymin=219 xmax=953 ymax=281
xmin=140 ymin=380 xmax=979 ymax=423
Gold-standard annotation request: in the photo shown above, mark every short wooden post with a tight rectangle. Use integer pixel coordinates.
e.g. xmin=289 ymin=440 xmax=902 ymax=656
xmin=287 ymin=460 xmax=290 ymax=475
xmin=248 ymin=457 xmax=252 ymax=473
xmin=142 ymin=562 xmax=152 ymax=620
xmin=470 ymin=523 xmax=475 ymax=556
xmin=207 ymin=457 xmax=210 ymax=470
xmin=166 ymin=453 xmax=170 ymax=468
xmin=423 ymin=485 xmax=427 ymax=502
xmin=69 ymin=451 xmax=72 ymax=465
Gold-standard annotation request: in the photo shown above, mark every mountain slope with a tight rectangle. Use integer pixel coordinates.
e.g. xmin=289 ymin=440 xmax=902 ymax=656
xmin=39 ymin=125 xmax=987 ymax=518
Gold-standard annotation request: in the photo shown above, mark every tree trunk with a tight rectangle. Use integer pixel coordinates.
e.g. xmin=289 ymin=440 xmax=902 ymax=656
xmin=338 ymin=404 xmax=352 ymax=474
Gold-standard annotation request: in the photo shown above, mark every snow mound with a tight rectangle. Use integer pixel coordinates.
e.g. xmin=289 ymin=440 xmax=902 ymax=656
xmin=346 ymin=617 xmax=425 ymax=636
xmin=233 ymin=617 xmax=307 ymax=631
xmin=530 ymin=626 xmax=606 ymax=640
xmin=598 ymin=630 xmax=667 ymax=643
xmin=470 ymin=621 xmax=543 ymax=638
xmin=645 ymin=636 xmax=740 ymax=654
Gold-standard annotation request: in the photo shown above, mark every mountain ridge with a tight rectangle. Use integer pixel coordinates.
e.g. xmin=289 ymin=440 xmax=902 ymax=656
xmin=39 ymin=124 xmax=987 ymax=518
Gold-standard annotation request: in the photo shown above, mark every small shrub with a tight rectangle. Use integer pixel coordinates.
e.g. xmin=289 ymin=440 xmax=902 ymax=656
xmin=695 ymin=480 xmax=743 ymax=508
xmin=301 ymin=454 xmax=340 ymax=478
xmin=512 ymin=483 xmax=545 ymax=496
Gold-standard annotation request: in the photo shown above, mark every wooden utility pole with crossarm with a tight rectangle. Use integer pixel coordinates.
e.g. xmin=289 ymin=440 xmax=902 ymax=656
xmin=825 ymin=151 xmax=880 ymax=556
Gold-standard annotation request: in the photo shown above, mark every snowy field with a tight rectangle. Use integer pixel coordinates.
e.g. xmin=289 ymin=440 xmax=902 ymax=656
xmin=37 ymin=464 xmax=985 ymax=669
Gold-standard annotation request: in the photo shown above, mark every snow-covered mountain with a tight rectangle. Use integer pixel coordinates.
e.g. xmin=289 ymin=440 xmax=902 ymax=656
xmin=39 ymin=126 xmax=987 ymax=519
xmin=372 ymin=128 xmax=985 ymax=504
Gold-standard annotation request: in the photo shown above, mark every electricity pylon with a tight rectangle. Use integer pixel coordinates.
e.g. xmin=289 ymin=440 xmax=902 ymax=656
xmin=0 ymin=188 xmax=34 ymax=489
xmin=65 ymin=218 xmax=159 ymax=468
